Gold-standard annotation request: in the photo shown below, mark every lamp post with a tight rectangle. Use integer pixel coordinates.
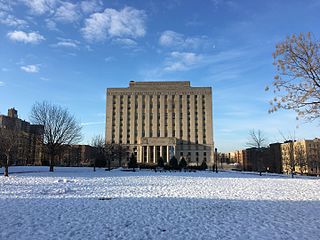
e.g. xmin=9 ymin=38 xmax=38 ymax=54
xmin=215 ymin=148 xmax=218 ymax=173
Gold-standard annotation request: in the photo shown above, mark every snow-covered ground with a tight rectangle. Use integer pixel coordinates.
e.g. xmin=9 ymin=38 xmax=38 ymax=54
xmin=0 ymin=167 xmax=320 ymax=240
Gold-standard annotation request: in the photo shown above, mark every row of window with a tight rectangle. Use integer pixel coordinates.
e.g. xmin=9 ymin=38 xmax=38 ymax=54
xmin=111 ymin=94 xmax=208 ymax=143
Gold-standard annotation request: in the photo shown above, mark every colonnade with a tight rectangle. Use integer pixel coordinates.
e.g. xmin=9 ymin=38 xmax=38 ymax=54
xmin=138 ymin=145 xmax=175 ymax=163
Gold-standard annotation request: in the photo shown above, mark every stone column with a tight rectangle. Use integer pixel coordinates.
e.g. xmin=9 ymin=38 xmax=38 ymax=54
xmin=160 ymin=145 xmax=163 ymax=158
xmin=160 ymin=95 xmax=165 ymax=137
xmin=139 ymin=145 xmax=143 ymax=163
xmin=182 ymin=94 xmax=188 ymax=142
xmin=167 ymin=95 xmax=173 ymax=137
xmin=167 ymin=145 xmax=170 ymax=162
xmin=115 ymin=95 xmax=121 ymax=143
xmin=153 ymin=146 xmax=156 ymax=163
xmin=190 ymin=94 xmax=196 ymax=143
xmin=130 ymin=95 xmax=136 ymax=144
xmin=152 ymin=95 xmax=158 ymax=137
xmin=105 ymin=95 xmax=113 ymax=142
xmin=146 ymin=146 xmax=149 ymax=163
xmin=174 ymin=95 xmax=180 ymax=139
xmin=145 ymin=95 xmax=150 ymax=137
xmin=137 ymin=95 xmax=143 ymax=140
xmin=205 ymin=93 xmax=213 ymax=145
xmin=197 ymin=94 xmax=203 ymax=144
xmin=122 ymin=95 xmax=128 ymax=144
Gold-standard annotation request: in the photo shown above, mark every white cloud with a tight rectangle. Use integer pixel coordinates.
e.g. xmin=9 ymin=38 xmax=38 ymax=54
xmin=20 ymin=64 xmax=39 ymax=73
xmin=80 ymin=0 xmax=103 ymax=14
xmin=45 ymin=19 xmax=58 ymax=31
xmin=112 ymin=38 xmax=137 ymax=48
xmin=7 ymin=30 xmax=45 ymax=44
xmin=55 ymin=2 xmax=80 ymax=23
xmin=81 ymin=121 xmax=105 ymax=126
xmin=0 ymin=0 xmax=17 ymax=12
xmin=52 ymin=38 xmax=80 ymax=48
xmin=159 ymin=30 xmax=211 ymax=50
xmin=40 ymin=77 xmax=49 ymax=81
xmin=81 ymin=6 xmax=146 ymax=42
xmin=0 ymin=13 xmax=27 ymax=27
xmin=0 ymin=81 xmax=5 ymax=86
xmin=104 ymin=56 xmax=114 ymax=62
xmin=22 ymin=0 xmax=57 ymax=15
xmin=164 ymin=51 xmax=203 ymax=71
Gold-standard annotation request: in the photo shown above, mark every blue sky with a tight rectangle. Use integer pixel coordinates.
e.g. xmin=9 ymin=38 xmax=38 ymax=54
xmin=0 ymin=0 xmax=320 ymax=152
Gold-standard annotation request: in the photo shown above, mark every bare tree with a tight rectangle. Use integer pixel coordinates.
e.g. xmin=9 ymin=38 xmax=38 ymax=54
xmin=30 ymin=101 xmax=82 ymax=172
xmin=295 ymin=142 xmax=307 ymax=175
xmin=0 ymin=127 xmax=19 ymax=176
xmin=113 ymin=144 xmax=128 ymax=167
xmin=267 ymin=32 xmax=320 ymax=121
xmin=279 ymin=131 xmax=296 ymax=178
xmin=246 ymin=129 xmax=266 ymax=149
xmin=91 ymin=135 xmax=106 ymax=171
xmin=246 ymin=129 xmax=267 ymax=176
xmin=105 ymin=142 xmax=116 ymax=171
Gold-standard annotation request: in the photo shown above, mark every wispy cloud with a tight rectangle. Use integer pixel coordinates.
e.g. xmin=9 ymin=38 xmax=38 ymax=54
xmin=22 ymin=0 xmax=57 ymax=15
xmin=52 ymin=38 xmax=80 ymax=48
xmin=164 ymin=51 xmax=204 ymax=71
xmin=80 ymin=0 xmax=103 ymax=14
xmin=81 ymin=121 xmax=105 ymax=126
xmin=159 ymin=30 xmax=212 ymax=51
xmin=112 ymin=38 xmax=137 ymax=48
xmin=40 ymin=77 xmax=49 ymax=81
xmin=20 ymin=64 xmax=40 ymax=73
xmin=81 ymin=7 xmax=146 ymax=42
xmin=104 ymin=56 xmax=114 ymax=62
xmin=0 ymin=81 xmax=5 ymax=87
xmin=54 ymin=2 xmax=80 ymax=23
xmin=7 ymin=30 xmax=45 ymax=44
xmin=0 ymin=13 xmax=27 ymax=27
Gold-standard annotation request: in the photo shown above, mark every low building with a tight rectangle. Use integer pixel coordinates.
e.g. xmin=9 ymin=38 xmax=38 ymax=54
xmin=227 ymin=138 xmax=320 ymax=175
xmin=0 ymin=108 xmax=44 ymax=165
xmin=242 ymin=147 xmax=272 ymax=172
xmin=47 ymin=144 xmax=96 ymax=167
xmin=281 ymin=139 xmax=320 ymax=175
xmin=269 ymin=143 xmax=282 ymax=173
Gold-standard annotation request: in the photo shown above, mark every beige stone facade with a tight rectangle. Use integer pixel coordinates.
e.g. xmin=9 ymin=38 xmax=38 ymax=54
xmin=106 ymin=81 xmax=214 ymax=165
xmin=281 ymin=139 xmax=320 ymax=175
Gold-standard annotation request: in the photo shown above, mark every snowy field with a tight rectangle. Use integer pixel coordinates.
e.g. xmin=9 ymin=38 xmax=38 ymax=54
xmin=1 ymin=167 xmax=320 ymax=240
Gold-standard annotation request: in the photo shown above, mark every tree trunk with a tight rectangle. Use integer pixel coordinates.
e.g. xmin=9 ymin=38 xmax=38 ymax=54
xmin=49 ymin=154 xmax=54 ymax=172
xmin=108 ymin=159 xmax=111 ymax=171
xmin=4 ymin=154 xmax=9 ymax=177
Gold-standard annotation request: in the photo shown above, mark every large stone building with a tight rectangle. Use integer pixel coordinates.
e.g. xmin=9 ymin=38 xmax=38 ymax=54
xmin=0 ymin=108 xmax=44 ymax=165
xmin=106 ymin=81 xmax=214 ymax=165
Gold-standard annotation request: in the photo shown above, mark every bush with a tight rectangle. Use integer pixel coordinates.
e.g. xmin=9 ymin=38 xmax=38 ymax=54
xmin=169 ymin=156 xmax=179 ymax=170
xmin=138 ymin=163 xmax=157 ymax=170
xmin=179 ymin=157 xmax=187 ymax=169
xmin=200 ymin=160 xmax=208 ymax=170
xmin=157 ymin=156 xmax=164 ymax=168
xmin=128 ymin=153 xmax=137 ymax=169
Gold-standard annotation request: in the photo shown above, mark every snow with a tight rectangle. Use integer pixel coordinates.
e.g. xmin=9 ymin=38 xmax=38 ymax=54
xmin=0 ymin=166 xmax=320 ymax=240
